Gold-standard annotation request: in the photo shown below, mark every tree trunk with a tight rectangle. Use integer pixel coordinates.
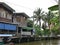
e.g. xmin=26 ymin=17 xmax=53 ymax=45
xmin=48 ymin=24 xmax=50 ymax=30
xmin=45 ymin=21 xmax=46 ymax=30
xmin=39 ymin=20 xmax=41 ymax=29
xmin=36 ymin=20 xmax=38 ymax=25
xmin=48 ymin=23 xmax=51 ymax=33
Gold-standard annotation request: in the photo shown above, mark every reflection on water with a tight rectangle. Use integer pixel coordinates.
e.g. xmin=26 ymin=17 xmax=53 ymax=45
xmin=16 ymin=39 xmax=60 ymax=45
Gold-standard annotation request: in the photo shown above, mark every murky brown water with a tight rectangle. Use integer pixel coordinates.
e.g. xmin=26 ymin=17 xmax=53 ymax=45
xmin=15 ymin=39 xmax=60 ymax=45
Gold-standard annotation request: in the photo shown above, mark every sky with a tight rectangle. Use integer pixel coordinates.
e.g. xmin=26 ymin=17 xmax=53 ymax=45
xmin=0 ymin=0 xmax=58 ymax=17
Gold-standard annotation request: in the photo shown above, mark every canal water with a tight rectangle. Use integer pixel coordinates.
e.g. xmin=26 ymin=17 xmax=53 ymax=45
xmin=15 ymin=39 xmax=60 ymax=45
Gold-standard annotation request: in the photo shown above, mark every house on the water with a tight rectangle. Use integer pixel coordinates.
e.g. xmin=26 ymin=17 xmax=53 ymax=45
xmin=0 ymin=2 xmax=34 ymax=40
xmin=13 ymin=13 xmax=34 ymax=38
xmin=0 ymin=2 xmax=17 ymax=35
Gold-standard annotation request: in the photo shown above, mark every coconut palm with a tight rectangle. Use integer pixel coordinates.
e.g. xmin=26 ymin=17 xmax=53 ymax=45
xmin=46 ymin=11 xmax=54 ymax=32
xmin=42 ymin=15 xmax=47 ymax=30
xmin=33 ymin=8 xmax=44 ymax=29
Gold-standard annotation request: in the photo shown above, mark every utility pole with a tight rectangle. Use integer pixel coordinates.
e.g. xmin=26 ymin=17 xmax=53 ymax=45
xmin=58 ymin=0 xmax=60 ymax=23
xmin=33 ymin=12 xmax=34 ymax=30
xmin=58 ymin=0 xmax=60 ymax=34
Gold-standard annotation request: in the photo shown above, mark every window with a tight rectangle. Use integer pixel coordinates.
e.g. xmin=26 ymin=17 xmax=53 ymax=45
xmin=6 ymin=12 xmax=12 ymax=19
xmin=7 ymin=14 xmax=12 ymax=19
xmin=0 ymin=11 xmax=12 ymax=19
xmin=24 ymin=17 xmax=25 ymax=19
xmin=6 ymin=12 xmax=7 ymax=18
xmin=16 ymin=16 xmax=21 ymax=22
xmin=1 ymin=11 xmax=6 ymax=18
xmin=1 ymin=12 xmax=6 ymax=18
xmin=0 ymin=11 xmax=6 ymax=18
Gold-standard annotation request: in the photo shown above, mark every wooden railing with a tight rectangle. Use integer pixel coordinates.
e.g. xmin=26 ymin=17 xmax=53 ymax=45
xmin=0 ymin=17 xmax=12 ymax=23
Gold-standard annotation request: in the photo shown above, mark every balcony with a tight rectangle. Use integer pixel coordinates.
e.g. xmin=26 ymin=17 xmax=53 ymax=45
xmin=0 ymin=17 xmax=12 ymax=23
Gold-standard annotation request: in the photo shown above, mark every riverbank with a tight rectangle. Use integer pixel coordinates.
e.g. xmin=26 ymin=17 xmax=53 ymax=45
xmin=8 ymin=36 xmax=60 ymax=43
xmin=4 ymin=39 xmax=60 ymax=45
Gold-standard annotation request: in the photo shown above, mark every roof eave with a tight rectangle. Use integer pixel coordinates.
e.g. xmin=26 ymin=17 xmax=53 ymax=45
xmin=0 ymin=2 xmax=15 ymax=12
xmin=48 ymin=5 xmax=58 ymax=11
xmin=13 ymin=13 xmax=30 ymax=18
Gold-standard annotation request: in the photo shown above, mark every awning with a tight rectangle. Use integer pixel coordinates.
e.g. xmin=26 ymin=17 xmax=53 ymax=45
xmin=48 ymin=5 xmax=58 ymax=11
xmin=0 ymin=22 xmax=17 ymax=31
xmin=22 ymin=27 xmax=33 ymax=30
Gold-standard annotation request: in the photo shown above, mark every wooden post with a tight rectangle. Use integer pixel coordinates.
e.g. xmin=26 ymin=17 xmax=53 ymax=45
xmin=33 ymin=12 xmax=34 ymax=31
xmin=19 ymin=28 xmax=22 ymax=43
xmin=16 ymin=25 xmax=18 ymax=37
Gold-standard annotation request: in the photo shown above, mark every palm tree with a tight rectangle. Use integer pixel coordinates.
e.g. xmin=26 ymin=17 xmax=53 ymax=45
xmin=46 ymin=11 xmax=54 ymax=33
xmin=42 ymin=15 xmax=48 ymax=30
xmin=33 ymin=8 xmax=44 ymax=29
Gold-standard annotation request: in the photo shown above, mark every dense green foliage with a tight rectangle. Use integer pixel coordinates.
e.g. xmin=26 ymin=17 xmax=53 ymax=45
xmin=31 ymin=7 xmax=60 ymax=36
xmin=34 ymin=25 xmax=42 ymax=36
xmin=43 ymin=29 xmax=50 ymax=36
xmin=27 ymin=20 xmax=33 ymax=27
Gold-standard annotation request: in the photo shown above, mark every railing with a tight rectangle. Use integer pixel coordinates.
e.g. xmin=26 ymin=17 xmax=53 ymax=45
xmin=21 ymin=32 xmax=31 ymax=35
xmin=0 ymin=17 xmax=12 ymax=23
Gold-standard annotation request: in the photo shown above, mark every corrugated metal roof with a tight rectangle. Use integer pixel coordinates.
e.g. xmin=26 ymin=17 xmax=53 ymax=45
xmin=0 ymin=2 xmax=15 ymax=12
xmin=13 ymin=12 xmax=29 ymax=18
xmin=48 ymin=5 xmax=58 ymax=11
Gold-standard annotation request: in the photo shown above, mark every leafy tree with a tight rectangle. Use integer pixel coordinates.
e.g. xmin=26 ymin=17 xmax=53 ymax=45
xmin=43 ymin=29 xmax=50 ymax=36
xmin=51 ymin=23 xmax=60 ymax=35
xmin=42 ymin=23 xmax=46 ymax=30
xmin=34 ymin=25 xmax=42 ymax=36
xmin=51 ymin=16 xmax=60 ymax=35
xmin=27 ymin=20 xmax=33 ymax=27
xmin=48 ymin=0 xmax=60 ymax=33
xmin=46 ymin=11 xmax=54 ymax=31
xmin=42 ymin=15 xmax=48 ymax=30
